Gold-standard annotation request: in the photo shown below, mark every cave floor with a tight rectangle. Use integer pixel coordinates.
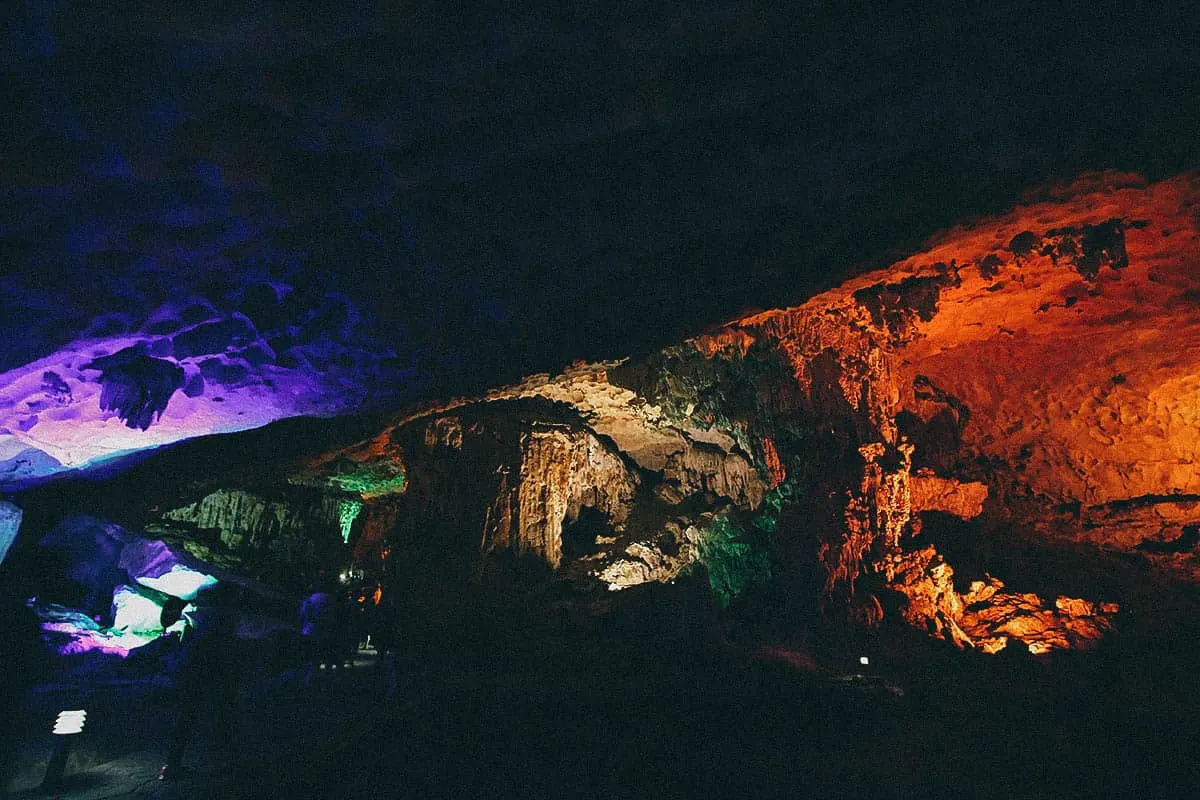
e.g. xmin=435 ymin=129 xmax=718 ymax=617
xmin=3 ymin=648 xmax=390 ymax=799
xmin=7 ymin=595 xmax=1200 ymax=799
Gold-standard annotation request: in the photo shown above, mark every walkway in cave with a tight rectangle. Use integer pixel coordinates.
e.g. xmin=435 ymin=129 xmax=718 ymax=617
xmin=2 ymin=647 xmax=394 ymax=799
xmin=10 ymin=582 xmax=1200 ymax=799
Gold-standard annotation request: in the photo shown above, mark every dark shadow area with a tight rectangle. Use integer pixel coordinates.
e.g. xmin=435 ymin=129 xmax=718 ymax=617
xmin=213 ymin=576 xmax=1200 ymax=800
xmin=561 ymin=505 xmax=613 ymax=564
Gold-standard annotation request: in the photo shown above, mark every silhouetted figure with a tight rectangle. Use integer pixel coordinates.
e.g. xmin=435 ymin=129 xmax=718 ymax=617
xmin=299 ymin=582 xmax=346 ymax=691
xmin=157 ymin=583 xmax=240 ymax=781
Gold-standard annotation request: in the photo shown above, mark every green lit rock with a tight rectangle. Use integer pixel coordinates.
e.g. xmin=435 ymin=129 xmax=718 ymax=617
xmin=339 ymin=498 xmax=363 ymax=543
xmin=693 ymin=514 xmax=772 ymax=608
xmin=324 ymin=463 xmax=406 ymax=497
xmin=111 ymin=583 xmax=171 ymax=635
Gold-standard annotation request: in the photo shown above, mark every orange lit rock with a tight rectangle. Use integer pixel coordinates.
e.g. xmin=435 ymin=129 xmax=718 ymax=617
xmin=880 ymin=546 xmax=971 ymax=648
xmin=293 ymin=171 xmax=1192 ymax=653
xmin=909 ymin=473 xmax=988 ymax=519
xmin=879 ymin=543 xmax=1119 ymax=654
xmin=761 ymin=436 xmax=786 ymax=488
xmin=828 ymin=437 xmax=1118 ymax=653
xmin=694 ymin=172 xmax=1200 ymax=539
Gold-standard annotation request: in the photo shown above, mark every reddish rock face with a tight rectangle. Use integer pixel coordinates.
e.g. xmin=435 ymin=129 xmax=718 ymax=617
xmin=302 ymin=172 xmax=1199 ymax=652
xmin=694 ymin=171 xmax=1200 ymax=564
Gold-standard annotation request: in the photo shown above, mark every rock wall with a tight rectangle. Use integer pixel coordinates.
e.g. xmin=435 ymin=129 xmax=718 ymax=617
xmin=339 ymin=398 xmax=642 ymax=572
xmin=308 ymin=371 xmax=768 ymax=579
xmin=689 ymin=172 xmax=1200 ymax=574
xmin=162 ymin=488 xmax=345 ymax=582
xmin=294 ymin=172 xmax=1193 ymax=653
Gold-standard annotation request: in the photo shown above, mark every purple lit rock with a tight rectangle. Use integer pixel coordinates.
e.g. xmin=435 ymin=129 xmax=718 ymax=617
xmin=85 ymin=345 xmax=185 ymax=430
xmin=119 ymin=538 xmax=217 ymax=600
xmin=40 ymin=514 xmax=220 ymax=601
xmin=0 ymin=327 xmax=369 ymax=488
xmin=39 ymin=514 xmax=133 ymax=599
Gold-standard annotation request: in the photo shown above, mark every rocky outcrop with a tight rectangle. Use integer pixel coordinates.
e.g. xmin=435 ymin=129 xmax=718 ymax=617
xmin=306 ymin=367 xmax=770 ymax=577
xmin=133 ymin=171 xmax=1186 ymax=655
xmin=164 ymin=488 xmax=343 ymax=551
xmin=596 ymin=523 xmax=703 ymax=592
xmin=673 ymin=172 xmax=1199 ymax=617
xmin=0 ymin=289 xmax=404 ymax=489
xmin=881 ymin=547 xmax=1118 ymax=654
xmin=331 ymin=401 xmax=641 ymax=571
xmin=498 ymin=421 xmax=637 ymax=568
xmin=909 ymin=472 xmax=988 ymax=519
xmin=0 ymin=500 xmax=21 ymax=567
xmin=37 ymin=513 xmax=221 ymax=618
xmin=693 ymin=173 xmax=1200 ymax=525
xmin=161 ymin=488 xmax=347 ymax=582
xmin=826 ymin=440 xmax=1119 ymax=653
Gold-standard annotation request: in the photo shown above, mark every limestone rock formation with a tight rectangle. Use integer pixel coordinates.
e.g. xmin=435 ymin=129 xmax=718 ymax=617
xmin=162 ymin=488 xmax=347 ymax=581
xmin=38 ymin=514 xmax=220 ymax=602
xmin=23 ymin=171 xmax=1192 ymax=658
xmin=0 ymin=288 xmax=404 ymax=489
xmin=0 ymin=500 xmax=21 ymax=567
xmin=297 ymin=172 xmax=1199 ymax=652
xmin=692 ymin=173 xmax=1200 ymax=565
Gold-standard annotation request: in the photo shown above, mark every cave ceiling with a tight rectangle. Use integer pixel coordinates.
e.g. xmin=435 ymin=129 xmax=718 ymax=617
xmin=0 ymin=3 xmax=1196 ymax=484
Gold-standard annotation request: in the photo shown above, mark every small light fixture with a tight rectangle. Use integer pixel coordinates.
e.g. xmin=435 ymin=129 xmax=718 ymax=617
xmin=53 ymin=710 xmax=87 ymax=735
xmin=859 ymin=656 xmax=870 ymax=666
xmin=42 ymin=709 xmax=87 ymax=790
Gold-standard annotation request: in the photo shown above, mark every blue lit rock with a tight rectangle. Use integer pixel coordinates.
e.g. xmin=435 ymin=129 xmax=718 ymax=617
xmin=0 ymin=500 xmax=21 ymax=567
xmin=40 ymin=514 xmax=219 ymax=602
xmin=39 ymin=515 xmax=133 ymax=600
xmin=118 ymin=539 xmax=218 ymax=600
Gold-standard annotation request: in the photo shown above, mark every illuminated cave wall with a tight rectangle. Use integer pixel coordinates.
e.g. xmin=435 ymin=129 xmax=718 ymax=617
xmin=690 ymin=173 xmax=1200 ymax=567
xmin=298 ymin=173 xmax=1194 ymax=653
xmin=4 ymin=3 xmax=1193 ymax=492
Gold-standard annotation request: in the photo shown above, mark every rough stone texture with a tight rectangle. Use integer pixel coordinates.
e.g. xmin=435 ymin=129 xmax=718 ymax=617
xmin=38 ymin=513 xmax=225 ymax=604
xmin=910 ymin=473 xmax=988 ymax=518
xmin=0 ymin=297 xmax=405 ymax=488
xmin=596 ymin=528 xmax=701 ymax=592
xmin=307 ymin=367 xmax=767 ymax=576
xmin=39 ymin=514 xmax=139 ymax=598
xmin=164 ymin=489 xmax=343 ymax=551
xmin=880 ymin=546 xmax=1118 ymax=654
xmin=238 ymin=172 xmax=1192 ymax=651
xmin=691 ymin=172 xmax=1200 ymax=573
xmin=0 ymin=500 xmax=22 ymax=567
xmin=161 ymin=488 xmax=346 ymax=582
xmin=508 ymin=423 xmax=637 ymax=568
xmin=814 ymin=438 xmax=1118 ymax=652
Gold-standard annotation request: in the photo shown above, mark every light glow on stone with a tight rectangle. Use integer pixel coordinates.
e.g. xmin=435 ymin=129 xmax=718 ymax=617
xmin=40 ymin=621 xmax=154 ymax=658
xmin=136 ymin=564 xmax=217 ymax=600
xmin=34 ymin=600 xmax=160 ymax=657
xmin=111 ymin=585 xmax=167 ymax=634
xmin=327 ymin=464 xmax=406 ymax=498
xmin=339 ymin=498 xmax=364 ymax=544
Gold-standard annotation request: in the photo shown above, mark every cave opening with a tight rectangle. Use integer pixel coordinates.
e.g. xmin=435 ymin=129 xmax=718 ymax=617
xmin=561 ymin=505 xmax=613 ymax=564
